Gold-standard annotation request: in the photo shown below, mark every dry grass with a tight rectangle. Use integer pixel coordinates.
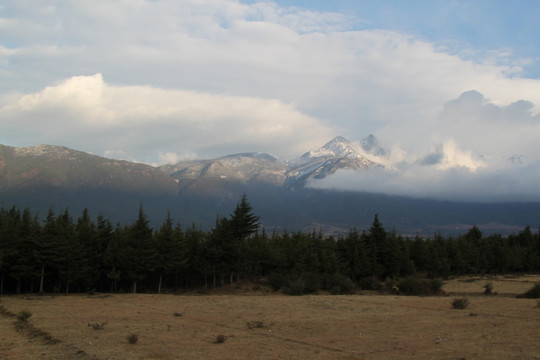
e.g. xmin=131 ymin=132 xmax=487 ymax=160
xmin=442 ymin=274 xmax=540 ymax=296
xmin=0 ymin=276 xmax=539 ymax=360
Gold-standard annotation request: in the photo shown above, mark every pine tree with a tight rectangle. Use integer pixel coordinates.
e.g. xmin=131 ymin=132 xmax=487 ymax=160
xmin=124 ymin=205 xmax=158 ymax=293
xmin=155 ymin=212 xmax=188 ymax=293
xmin=230 ymin=194 xmax=260 ymax=240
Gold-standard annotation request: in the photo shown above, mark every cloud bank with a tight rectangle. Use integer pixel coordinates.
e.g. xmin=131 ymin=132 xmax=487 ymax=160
xmin=309 ymin=92 xmax=540 ymax=202
xmin=1 ymin=1 xmax=540 ymax=201
xmin=0 ymin=74 xmax=333 ymax=163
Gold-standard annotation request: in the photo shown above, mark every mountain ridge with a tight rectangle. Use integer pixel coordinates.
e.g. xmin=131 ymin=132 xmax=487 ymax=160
xmin=1 ymin=139 xmax=539 ymax=235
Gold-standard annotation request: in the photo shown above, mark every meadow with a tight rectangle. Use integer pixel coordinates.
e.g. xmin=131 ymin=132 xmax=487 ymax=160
xmin=1 ymin=275 xmax=539 ymax=360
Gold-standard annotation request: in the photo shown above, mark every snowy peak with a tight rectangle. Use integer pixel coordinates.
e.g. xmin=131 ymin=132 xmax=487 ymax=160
xmin=301 ymin=136 xmax=363 ymax=161
xmin=287 ymin=136 xmax=381 ymax=187
xmin=166 ymin=152 xmax=288 ymax=186
xmin=361 ymin=134 xmax=387 ymax=157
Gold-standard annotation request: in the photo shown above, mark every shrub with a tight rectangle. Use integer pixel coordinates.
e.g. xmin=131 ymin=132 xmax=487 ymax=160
xmin=300 ymin=272 xmax=322 ymax=294
xmin=284 ymin=279 xmax=305 ymax=296
xmin=429 ymin=278 xmax=444 ymax=294
xmin=452 ymin=297 xmax=469 ymax=309
xmin=518 ymin=282 xmax=540 ymax=299
xmin=17 ymin=310 xmax=32 ymax=322
xmin=397 ymin=276 xmax=443 ymax=296
xmin=88 ymin=321 xmax=107 ymax=330
xmin=329 ymin=274 xmax=355 ymax=295
xmin=483 ymin=282 xmax=494 ymax=295
xmin=383 ymin=278 xmax=395 ymax=294
xmin=267 ymin=273 xmax=288 ymax=291
xmin=215 ymin=334 xmax=227 ymax=343
xmin=246 ymin=320 xmax=265 ymax=329
xmin=358 ymin=277 xmax=381 ymax=291
xmin=126 ymin=333 xmax=138 ymax=344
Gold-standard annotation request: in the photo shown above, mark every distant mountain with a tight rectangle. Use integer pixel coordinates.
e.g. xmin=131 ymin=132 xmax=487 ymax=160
xmin=0 ymin=144 xmax=178 ymax=191
xmin=361 ymin=134 xmax=387 ymax=157
xmin=0 ymin=144 xmax=179 ymax=223
xmin=1 ymin=140 xmax=539 ymax=235
xmin=161 ymin=152 xmax=288 ymax=187
xmin=286 ymin=136 xmax=381 ymax=187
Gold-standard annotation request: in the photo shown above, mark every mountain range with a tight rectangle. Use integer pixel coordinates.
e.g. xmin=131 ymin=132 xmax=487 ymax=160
xmin=1 ymin=136 xmax=538 ymax=236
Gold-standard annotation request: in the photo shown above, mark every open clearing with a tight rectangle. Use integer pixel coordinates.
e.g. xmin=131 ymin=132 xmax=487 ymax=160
xmin=1 ymin=275 xmax=539 ymax=360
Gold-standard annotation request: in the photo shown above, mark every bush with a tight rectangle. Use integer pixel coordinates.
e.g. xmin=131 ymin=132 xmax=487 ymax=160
xmin=246 ymin=320 xmax=265 ymax=329
xmin=429 ymin=278 xmax=444 ymax=294
xmin=483 ymin=282 xmax=494 ymax=295
xmin=215 ymin=334 xmax=227 ymax=343
xmin=17 ymin=310 xmax=32 ymax=322
xmin=358 ymin=277 xmax=381 ymax=291
xmin=299 ymin=272 xmax=321 ymax=294
xmin=326 ymin=274 xmax=356 ymax=295
xmin=126 ymin=333 xmax=138 ymax=344
xmin=284 ymin=279 xmax=305 ymax=296
xmin=88 ymin=321 xmax=107 ymax=330
xmin=397 ymin=276 xmax=443 ymax=296
xmin=518 ymin=282 xmax=540 ymax=299
xmin=267 ymin=273 xmax=288 ymax=291
xmin=452 ymin=297 xmax=469 ymax=309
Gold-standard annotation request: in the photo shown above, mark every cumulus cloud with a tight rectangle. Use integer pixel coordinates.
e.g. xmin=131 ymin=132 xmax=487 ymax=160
xmin=2 ymin=0 xmax=540 ymax=137
xmin=310 ymin=91 xmax=540 ymax=202
xmin=1 ymin=1 xmax=540 ymax=201
xmin=0 ymin=74 xmax=334 ymax=163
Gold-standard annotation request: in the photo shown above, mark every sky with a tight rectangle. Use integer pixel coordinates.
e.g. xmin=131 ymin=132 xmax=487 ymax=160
xmin=1 ymin=0 xmax=539 ymax=202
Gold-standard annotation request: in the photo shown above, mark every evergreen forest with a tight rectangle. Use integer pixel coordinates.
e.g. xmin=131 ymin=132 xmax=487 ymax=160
xmin=1 ymin=195 xmax=539 ymax=295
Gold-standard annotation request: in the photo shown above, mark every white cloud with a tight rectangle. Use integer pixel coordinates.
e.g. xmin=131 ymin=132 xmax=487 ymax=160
xmin=310 ymin=91 xmax=540 ymax=202
xmin=309 ymin=162 xmax=540 ymax=203
xmin=1 ymin=0 xmax=540 ymax=202
xmin=0 ymin=74 xmax=334 ymax=163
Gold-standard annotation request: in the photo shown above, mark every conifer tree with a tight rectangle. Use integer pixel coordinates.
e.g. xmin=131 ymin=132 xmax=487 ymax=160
xmin=125 ymin=205 xmax=157 ymax=293
xmin=155 ymin=212 xmax=188 ymax=293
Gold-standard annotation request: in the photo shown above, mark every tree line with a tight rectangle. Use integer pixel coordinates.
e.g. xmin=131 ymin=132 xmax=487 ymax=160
xmin=0 ymin=195 xmax=539 ymax=295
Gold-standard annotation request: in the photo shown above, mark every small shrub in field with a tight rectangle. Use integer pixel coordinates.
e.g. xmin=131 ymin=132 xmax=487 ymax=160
xmin=215 ymin=334 xmax=227 ymax=343
xmin=452 ymin=297 xmax=469 ymax=309
xmin=517 ymin=282 xmax=540 ymax=299
xmin=17 ymin=310 xmax=32 ymax=322
xmin=246 ymin=320 xmax=265 ymax=329
xmin=483 ymin=282 xmax=494 ymax=295
xmin=88 ymin=321 xmax=107 ymax=330
xmin=126 ymin=334 xmax=138 ymax=344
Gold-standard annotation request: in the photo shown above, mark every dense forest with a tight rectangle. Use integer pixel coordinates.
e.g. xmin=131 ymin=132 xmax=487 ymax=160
xmin=1 ymin=195 xmax=539 ymax=295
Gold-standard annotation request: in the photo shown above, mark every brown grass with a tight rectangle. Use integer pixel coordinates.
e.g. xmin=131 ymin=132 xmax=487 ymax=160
xmin=0 ymin=276 xmax=539 ymax=360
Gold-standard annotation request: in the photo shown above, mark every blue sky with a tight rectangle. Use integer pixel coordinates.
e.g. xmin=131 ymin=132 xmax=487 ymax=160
xmin=1 ymin=0 xmax=539 ymax=201
xmin=273 ymin=0 xmax=540 ymax=77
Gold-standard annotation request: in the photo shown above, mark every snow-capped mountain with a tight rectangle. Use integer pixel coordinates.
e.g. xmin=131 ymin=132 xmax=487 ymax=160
xmin=286 ymin=136 xmax=381 ymax=187
xmin=165 ymin=152 xmax=289 ymax=186
xmin=158 ymin=136 xmax=382 ymax=189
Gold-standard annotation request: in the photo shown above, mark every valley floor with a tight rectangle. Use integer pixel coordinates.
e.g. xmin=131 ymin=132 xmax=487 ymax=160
xmin=1 ymin=275 xmax=539 ymax=360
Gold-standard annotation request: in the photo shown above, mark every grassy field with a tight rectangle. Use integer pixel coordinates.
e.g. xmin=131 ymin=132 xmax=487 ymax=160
xmin=1 ymin=275 xmax=539 ymax=360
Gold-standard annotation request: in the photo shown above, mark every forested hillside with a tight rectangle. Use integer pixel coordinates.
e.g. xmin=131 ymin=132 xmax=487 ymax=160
xmin=1 ymin=196 xmax=539 ymax=295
